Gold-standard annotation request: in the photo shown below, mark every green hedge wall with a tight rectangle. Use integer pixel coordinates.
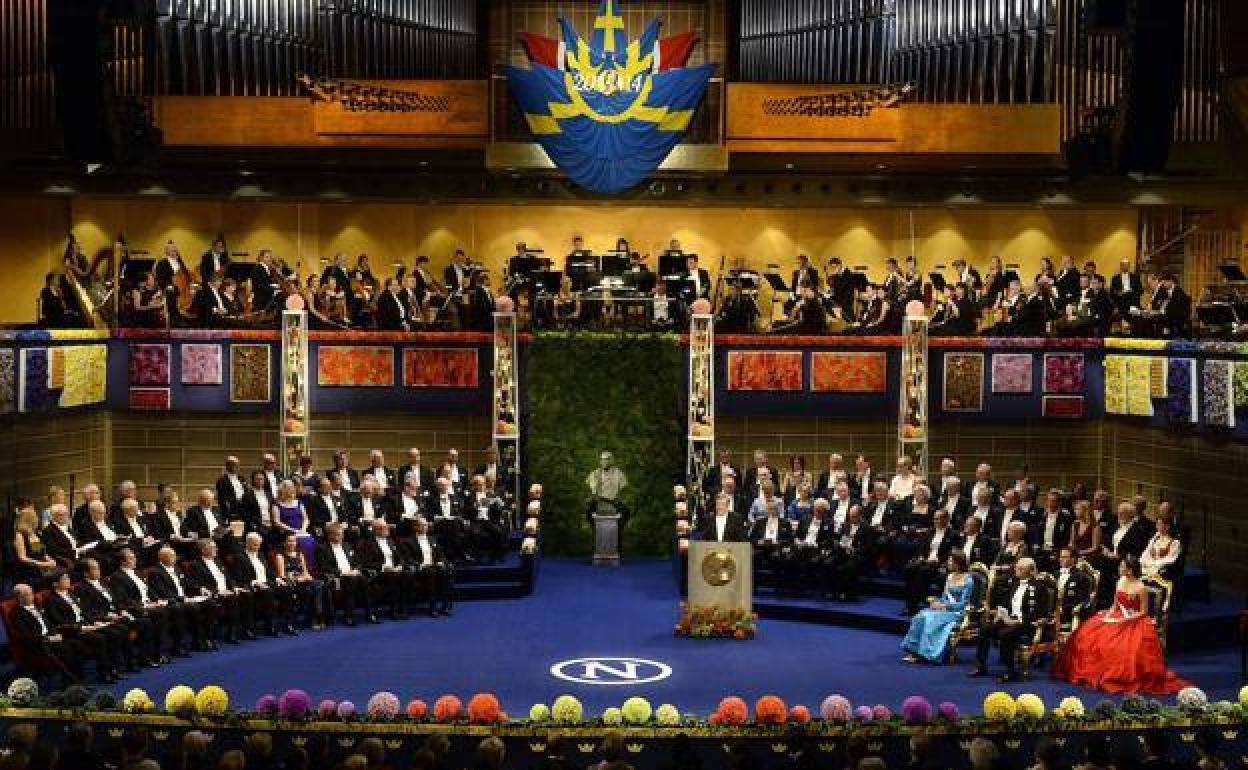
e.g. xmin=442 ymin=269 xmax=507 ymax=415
xmin=525 ymin=332 xmax=684 ymax=556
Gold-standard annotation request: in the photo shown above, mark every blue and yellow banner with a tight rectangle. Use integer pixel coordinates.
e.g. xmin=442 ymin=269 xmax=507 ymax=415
xmin=505 ymin=0 xmax=715 ymax=193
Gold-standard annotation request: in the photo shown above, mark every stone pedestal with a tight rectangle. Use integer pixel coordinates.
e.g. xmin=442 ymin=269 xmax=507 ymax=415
xmin=592 ymin=513 xmax=621 ymax=566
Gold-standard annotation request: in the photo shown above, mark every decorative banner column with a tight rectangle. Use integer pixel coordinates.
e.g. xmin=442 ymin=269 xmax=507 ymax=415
xmin=280 ymin=307 xmax=310 ymax=477
xmin=687 ymin=311 xmax=715 ymax=519
xmin=493 ymin=310 xmax=520 ymax=510
xmin=898 ymin=301 xmax=929 ymax=479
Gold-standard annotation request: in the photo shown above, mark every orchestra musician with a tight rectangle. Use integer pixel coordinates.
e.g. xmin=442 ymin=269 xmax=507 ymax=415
xmin=466 ymin=271 xmax=496 ymax=331
xmin=716 ymin=277 xmax=759 ymax=333
xmin=881 ymin=258 xmax=904 ymax=302
xmin=191 ymin=274 xmax=231 ymax=329
xmin=682 ymin=254 xmax=711 ymax=303
xmin=125 ymin=272 xmax=166 ymax=329
xmin=776 ymin=285 xmax=826 ymax=334
xmin=979 ymin=256 xmax=1007 ymax=309
xmin=39 ymin=272 xmax=77 ymax=328
xmin=900 ymin=256 xmax=923 ymax=304
xmin=154 ymin=240 xmax=194 ymax=320
xmin=200 ymin=235 xmax=231 ymax=283
xmin=411 ymin=256 xmax=443 ymax=316
xmin=552 ymin=276 xmax=582 ymax=329
xmin=951 ymin=258 xmax=982 ymax=296
xmin=647 ymin=279 xmax=680 ymax=331
xmin=399 ymin=273 xmax=423 ymax=325
xmin=320 ymin=254 xmax=356 ymax=317
xmin=375 ymin=278 xmax=411 ymax=331
xmin=824 ymin=257 xmax=857 ymax=318
xmin=929 ymin=283 xmax=976 ymax=336
xmin=792 ymin=254 xmax=820 ymax=295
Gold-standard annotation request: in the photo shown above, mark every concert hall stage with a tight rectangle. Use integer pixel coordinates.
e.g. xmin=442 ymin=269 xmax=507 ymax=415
xmin=110 ymin=559 xmax=1240 ymax=716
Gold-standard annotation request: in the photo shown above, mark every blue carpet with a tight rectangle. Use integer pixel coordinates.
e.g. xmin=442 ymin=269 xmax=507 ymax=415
xmin=115 ymin=559 xmax=1241 ymax=716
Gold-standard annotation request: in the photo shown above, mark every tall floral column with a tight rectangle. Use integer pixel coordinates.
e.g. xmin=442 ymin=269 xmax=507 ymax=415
xmin=493 ymin=303 xmax=521 ymax=513
xmin=898 ymin=301 xmax=929 ymax=479
xmin=687 ymin=303 xmax=714 ymax=522
xmin=280 ymin=306 xmax=310 ymax=477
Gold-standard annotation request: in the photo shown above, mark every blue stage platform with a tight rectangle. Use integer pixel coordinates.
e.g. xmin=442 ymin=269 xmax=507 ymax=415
xmin=112 ymin=559 xmax=1240 ymax=716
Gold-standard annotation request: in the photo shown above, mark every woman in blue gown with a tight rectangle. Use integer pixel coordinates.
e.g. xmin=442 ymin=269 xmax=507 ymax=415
xmin=274 ymin=480 xmax=317 ymax=564
xmin=900 ymin=551 xmax=977 ymax=663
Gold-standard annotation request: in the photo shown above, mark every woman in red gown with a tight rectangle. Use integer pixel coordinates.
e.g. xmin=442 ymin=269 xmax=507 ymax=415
xmin=1053 ymin=557 xmax=1189 ymax=694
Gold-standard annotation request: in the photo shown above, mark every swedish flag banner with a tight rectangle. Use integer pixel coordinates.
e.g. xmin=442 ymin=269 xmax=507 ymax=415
xmin=505 ymin=0 xmax=715 ymax=194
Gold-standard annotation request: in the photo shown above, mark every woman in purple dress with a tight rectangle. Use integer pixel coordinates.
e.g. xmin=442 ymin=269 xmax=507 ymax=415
xmin=273 ymin=480 xmax=317 ymax=563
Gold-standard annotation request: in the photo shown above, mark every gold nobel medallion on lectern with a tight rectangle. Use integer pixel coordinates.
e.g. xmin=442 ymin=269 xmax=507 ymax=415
xmin=687 ymin=541 xmax=752 ymax=614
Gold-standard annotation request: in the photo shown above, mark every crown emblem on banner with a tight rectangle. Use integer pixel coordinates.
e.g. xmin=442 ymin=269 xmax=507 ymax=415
xmin=528 ymin=743 xmax=547 ymax=753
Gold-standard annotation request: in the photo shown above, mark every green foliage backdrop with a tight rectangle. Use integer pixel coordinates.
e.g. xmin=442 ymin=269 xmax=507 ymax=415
xmin=525 ymin=332 xmax=684 ymax=556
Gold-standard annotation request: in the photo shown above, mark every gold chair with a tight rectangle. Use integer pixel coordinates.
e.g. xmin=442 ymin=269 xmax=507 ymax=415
xmin=946 ymin=562 xmax=991 ymax=663
xmin=1015 ymin=572 xmax=1058 ymax=679
xmin=1142 ymin=574 xmax=1174 ymax=652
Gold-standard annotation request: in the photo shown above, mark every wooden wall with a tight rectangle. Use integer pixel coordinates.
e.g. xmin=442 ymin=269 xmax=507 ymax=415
xmin=0 ymin=196 xmax=1138 ymax=324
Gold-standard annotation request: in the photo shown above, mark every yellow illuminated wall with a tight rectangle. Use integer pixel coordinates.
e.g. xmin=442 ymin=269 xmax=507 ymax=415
xmin=0 ymin=197 xmax=1139 ymax=323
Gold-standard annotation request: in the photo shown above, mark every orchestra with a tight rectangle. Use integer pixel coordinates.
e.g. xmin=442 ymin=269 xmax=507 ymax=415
xmin=39 ymin=232 xmax=1233 ymax=339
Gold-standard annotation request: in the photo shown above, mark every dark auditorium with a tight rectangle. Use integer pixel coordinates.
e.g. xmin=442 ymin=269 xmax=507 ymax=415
xmin=1 ymin=0 xmax=1247 ymax=768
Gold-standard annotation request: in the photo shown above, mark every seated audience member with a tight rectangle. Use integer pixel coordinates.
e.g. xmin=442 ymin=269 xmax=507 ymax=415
xmin=425 ymin=477 xmax=469 ymax=562
xmin=275 ymin=532 xmax=328 ymax=629
xmin=749 ymin=499 xmax=792 ymax=571
xmin=827 ymin=482 xmax=856 ymax=530
xmin=356 ymin=519 xmax=418 ymax=619
xmin=888 ymin=456 xmax=918 ymax=501
xmin=291 ymin=454 xmax=319 ymax=491
xmin=1029 ymin=489 xmax=1072 ymax=572
xmin=815 ymin=453 xmax=847 ymax=498
xmin=183 ymin=489 xmax=232 ymax=547
xmin=187 ymin=539 xmax=255 ymax=645
xmin=779 ymin=455 xmax=812 ymax=504
xmin=236 ymin=471 xmax=276 ymax=538
xmin=42 ymin=504 xmax=97 ymax=568
xmin=1069 ymin=499 xmax=1103 ymax=562
xmin=315 ymin=522 xmax=376 ymax=626
xmin=699 ymin=493 xmax=747 ymax=542
xmin=893 ymin=484 xmax=934 ymax=563
xmin=9 ymin=582 xmax=89 ymax=681
xmin=110 ymin=547 xmax=186 ymax=657
xmin=991 ymin=521 xmax=1031 ymax=580
xmin=326 ymin=450 xmax=360 ymax=493
xmin=463 ymin=475 xmax=508 ymax=563
xmin=971 ymin=557 xmax=1041 ymax=683
xmin=967 ymin=463 xmax=1000 ymax=506
xmin=747 ymin=480 xmax=780 ymax=525
xmin=147 ymin=490 xmax=198 ymax=559
xmin=1098 ymin=501 xmax=1154 ymax=605
xmin=44 ymin=570 xmax=124 ymax=682
xmin=849 ymin=454 xmax=874 ymax=504
xmin=273 ymin=480 xmax=317 ymax=563
xmin=1054 ymin=556 xmax=1189 ymax=694
xmin=936 ymin=478 xmax=970 ymax=528
xmin=359 ymin=477 xmax=397 ymax=534
xmin=958 ymin=514 xmax=998 ymax=566
xmin=861 ymin=481 xmax=892 ymax=532
xmin=784 ymin=498 xmax=835 ymax=593
xmin=215 ymin=457 xmax=248 ymax=517
xmin=902 ymin=509 xmax=957 ymax=616
xmin=77 ymin=556 xmax=166 ymax=670
xmin=989 ymin=489 xmax=1026 ymax=547
xmin=703 ymin=447 xmax=740 ymax=496
xmin=786 ymin=482 xmax=815 ymax=524
xmin=1055 ymin=546 xmax=1095 ymax=631
xmin=901 ymin=551 xmax=974 ymax=664
xmin=364 ymin=449 xmax=395 ymax=494
xmin=77 ymin=502 xmax=125 ymax=571
xmin=306 ymin=477 xmax=347 ymax=538
xmin=742 ymin=449 xmax=778 ymax=498
xmin=232 ymin=532 xmax=297 ymax=636
xmin=1140 ymin=513 xmax=1182 ymax=581
xmin=831 ymin=505 xmax=877 ymax=600
xmin=407 ymin=516 xmax=455 ymax=617
xmin=115 ymin=499 xmax=160 ymax=564
xmin=12 ymin=505 xmax=58 ymax=585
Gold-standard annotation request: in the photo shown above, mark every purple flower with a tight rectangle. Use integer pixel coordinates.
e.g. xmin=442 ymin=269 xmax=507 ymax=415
xmin=901 ymin=696 xmax=932 ymax=724
xmin=872 ymin=704 xmax=892 ymax=721
xmin=278 ymin=689 xmax=310 ymax=720
xmin=336 ymin=701 xmax=356 ymax=719
xmin=820 ymin=695 xmax=852 ymax=722
xmin=938 ymin=702 xmax=960 ymax=721
xmin=317 ymin=699 xmax=337 ymax=719
xmin=255 ymin=694 xmax=278 ymax=715
xmin=853 ymin=705 xmax=875 ymax=722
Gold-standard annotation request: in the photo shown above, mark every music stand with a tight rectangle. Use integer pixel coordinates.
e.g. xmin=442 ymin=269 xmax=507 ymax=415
xmin=533 ymin=270 xmax=562 ymax=294
xmin=1197 ymin=303 xmax=1237 ymax=327
xmin=1003 ymin=269 xmax=1021 ymax=285
xmin=929 ymin=272 xmax=947 ymax=292
xmin=659 ymin=254 xmax=686 ymax=277
xmin=601 ymin=253 xmax=630 ymax=278
xmin=761 ymin=273 xmax=792 ymax=329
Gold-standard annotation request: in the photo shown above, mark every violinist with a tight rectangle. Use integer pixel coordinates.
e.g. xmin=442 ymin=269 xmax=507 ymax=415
xmin=318 ymin=275 xmax=350 ymax=327
xmin=979 ymin=256 xmax=1007 ymax=309
xmin=351 ymin=255 xmax=378 ymax=299
xmin=929 ymin=283 xmax=976 ymax=336
xmin=125 ymin=272 xmax=166 ymax=329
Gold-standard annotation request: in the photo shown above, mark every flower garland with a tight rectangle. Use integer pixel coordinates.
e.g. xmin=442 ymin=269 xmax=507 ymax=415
xmin=674 ymin=603 xmax=758 ymax=639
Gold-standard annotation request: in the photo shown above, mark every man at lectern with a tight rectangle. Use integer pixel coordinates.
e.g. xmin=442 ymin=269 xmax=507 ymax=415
xmin=699 ymin=493 xmax=747 ymax=543
xmin=586 ymin=451 xmax=629 ymax=535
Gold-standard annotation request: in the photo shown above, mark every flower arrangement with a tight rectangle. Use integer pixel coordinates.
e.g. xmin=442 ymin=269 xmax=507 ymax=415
xmin=335 ymin=701 xmax=356 ymax=720
xmin=367 ymin=692 xmax=400 ymax=720
xmin=552 ymin=695 xmax=583 ymax=724
xmin=164 ymin=686 xmax=196 ymax=717
xmin=901 ymin=696 xmax=932 ymax=724
xmin=433 ymin=695 xmax=462 ymax=723
xmin=1239 ymin=685 xmax=1248 ymax=707
xmin=789 ymin=705 xmax=811 ymax=723
xmin=937 ymin=702 xmax=959 ymax=722
xmin=279 ymin=689 xmax=311 ymax=720
xmin=406 ymin=700 xmax=427 ymax=720
xmin=655 ymin=704 xmax=680 ymax=726
xmin=602 ymin=707 xmax=623 ymax=726
xmin=982 ymin=692 xmax=1016 ymax=721
xmin=714 ymin=697 xmax=748 ymax=726
xmin=317 ymin=700 xmax=337 ymax=719
xmin=521 ymin=537 xmax=538 ymax=555
xmin=123 ymin=689 xmax=155 ymax=714
xmin=255 ymin=695 xmax=278 ymax=716
xmin=195 ymin=686 xmax=229 ymax=717
xmin=529 ymin=703 xmax=550 ymax=722
xmin=854 ymin=706 xmax=874 ymax=722
xmin=7 ymin=679 xmax=38 ymax=707
xmin=467 ymin=693 xmax=503 ymax=724
xmin=1057 ymin=696 xmax=1084 ymax=718
xmin=675 ymin=604 xmax=757 ymax=639
xmin=1015 ymin=694 xmax=1045 ymax=720
xmin=871 ymin=704 xmax=892 ymax=721
xmin=1177 ymin=687 xmax=1208 ymax=711
xmin=754 ymin=696 xmax=787 ymax=725
xmin=622 ymin=696 xmax=652 ymax=725
xmin=821 ymin=695 xmax=852 ymax=723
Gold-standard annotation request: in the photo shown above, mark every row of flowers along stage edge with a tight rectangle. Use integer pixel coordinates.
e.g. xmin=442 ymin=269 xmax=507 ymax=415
xmin=0 ymin=679 xmax=1241 ymax=735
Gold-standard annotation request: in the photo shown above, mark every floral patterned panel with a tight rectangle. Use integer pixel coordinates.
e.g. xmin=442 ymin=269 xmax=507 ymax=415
xmin=1165 ymin=358 xmax=1197 ymax=424
xmin=726 ymin=351 xmax=803 ymax=391
xmin=1042 ymin=353 xmax=1085 ymax=394
xmin=1201 ymin=360 xmax=1235 ymax=428
xmin=0 ymin=349 xmax=14 ymax=414
xmin=1102 ymin=355 xmax=1126 ymax=415
xmin=181 ymin=344 xmax=223 ymax=386
xmin=317 ymin=346 xmax=395 ymax=387
xmin=47 ymin=348 xmax=66 ymax=389
xmin=19 ymin=348 xmax=54 ymax=413
xmin=403 ymin=348 xmax=480 ymax=388
xmin=1124 ymin=356 xmax=1154 ymax=417
xmin=230 ymin=344 xmax=272 ymax=403
xmin=942 ymin=353 xmax=984 ymax=412
xmin=1042 ymin=396 xmax=1085 ymax=419
xmin=810 ymin=351 xmax=887 ymax=393
xmin=59 ymin=345 xmax=107 ymax=408
xmin=1149 ymin=357 xmax=1168 ymax=400
xmin=991 ymin=354 xmax=1033 ymax=395
xmin=129 ymin=343 xmax=171 ymax=386
xmin=129 ymin=387 xmax=171 ymax=411
xmin=1235 ymin=362 xmax=1248 ymax=410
